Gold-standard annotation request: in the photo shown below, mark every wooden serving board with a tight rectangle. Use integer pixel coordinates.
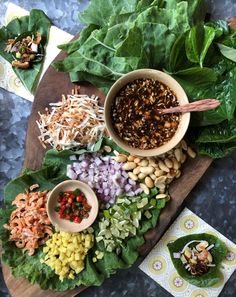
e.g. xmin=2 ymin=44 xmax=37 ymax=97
xmin=2 ymin=35 xmax=213 ymax=297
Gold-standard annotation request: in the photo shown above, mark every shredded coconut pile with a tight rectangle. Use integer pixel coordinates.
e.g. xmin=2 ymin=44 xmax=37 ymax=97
xmin=37 ymin=93 xmax=107 ymax=150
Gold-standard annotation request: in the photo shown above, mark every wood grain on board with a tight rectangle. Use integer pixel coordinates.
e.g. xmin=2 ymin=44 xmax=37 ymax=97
xmin=3 ymin=35 xmax=213 ymax=297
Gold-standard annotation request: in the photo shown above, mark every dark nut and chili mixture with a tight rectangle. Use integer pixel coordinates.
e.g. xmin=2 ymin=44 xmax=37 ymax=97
xmin=111 ymin=78 xmax=180 ymax=149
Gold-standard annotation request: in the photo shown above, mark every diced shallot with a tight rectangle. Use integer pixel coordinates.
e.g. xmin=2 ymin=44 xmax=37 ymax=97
xmin=66 ymin=165 xmax=77 ymax=180
xmin=66 ymin=153 xmax=139 ymax=203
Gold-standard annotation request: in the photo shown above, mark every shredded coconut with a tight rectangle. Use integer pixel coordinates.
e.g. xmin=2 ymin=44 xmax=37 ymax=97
xmin=37 ymin=92 xmax=108 ymax=150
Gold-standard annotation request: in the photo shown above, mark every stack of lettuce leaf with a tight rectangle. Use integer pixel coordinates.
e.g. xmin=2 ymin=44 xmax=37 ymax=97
xmin=54 ymin=0 xmax=236 ymax=158
xmin=0 ymin=138 xmax=166 ymax=290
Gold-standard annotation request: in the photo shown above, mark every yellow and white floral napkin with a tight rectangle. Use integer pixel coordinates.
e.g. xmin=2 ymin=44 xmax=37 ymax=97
xmin=0 ymin=2 xmax=73 ymax=101
xmin=139 ymin=208 xmax=236 ymax=297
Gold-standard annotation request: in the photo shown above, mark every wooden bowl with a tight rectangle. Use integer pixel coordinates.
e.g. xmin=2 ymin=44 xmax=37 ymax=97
xmin=104 ymin=69 xmax=190 ymax=157
xmin=47 ymin=180 xmax=99 ymax=233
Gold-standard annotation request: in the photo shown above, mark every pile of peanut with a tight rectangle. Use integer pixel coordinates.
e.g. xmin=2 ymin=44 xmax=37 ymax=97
xmin=113 ymin=140 xmax=196 ymax=197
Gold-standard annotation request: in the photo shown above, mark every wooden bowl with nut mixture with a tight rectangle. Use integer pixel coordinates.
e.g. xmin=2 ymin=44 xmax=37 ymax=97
xmin=104 ymin=69 xmax=190 ymax=157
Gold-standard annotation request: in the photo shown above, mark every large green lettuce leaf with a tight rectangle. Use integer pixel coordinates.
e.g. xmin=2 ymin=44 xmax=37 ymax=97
xmin=53 ymin=0 xmax=192 ymax=91
xmin=4 ymin=165 xmax=68 ymax=207
xmin=197 ymin=142 xmax=236 ymax=158
xmin=195 ymin=119 xmax=236 ymax=157
xmin=79 ymin=0 xmax=140 ymax=27
xmin=185 ymin=24 xmax=215 ymax=67
xmin=42 ymin=137 xmax=128 ymax=169
xmin=168 ymin=233 xmax=228 ymax=287
xmin=174 ymin=66 xmax=236 ymax=126
xmin=0 ymin=9 xmax=51 ymax=93
xmin=196 ymin=119 xmax=236 ymax=143
xmin=169 ymin=21 xmax=236 ymax=128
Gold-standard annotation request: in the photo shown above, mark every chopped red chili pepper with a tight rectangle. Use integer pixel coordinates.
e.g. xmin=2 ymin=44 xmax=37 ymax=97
xmin=54 ymin=188 xmax=91 ymax=224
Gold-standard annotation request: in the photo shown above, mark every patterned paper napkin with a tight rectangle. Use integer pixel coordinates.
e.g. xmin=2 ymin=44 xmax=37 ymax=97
xmin=0 ymin=2 xmax=73 ymax=101
xmin=139 ymin=208 xmax=236 ymax=297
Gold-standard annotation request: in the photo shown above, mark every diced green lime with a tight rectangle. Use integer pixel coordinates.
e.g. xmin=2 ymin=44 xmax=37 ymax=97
xmin=87 ymin=227 xmax=94 ymax=234
xmin=150 ymin=198 xmax=156 ymax=206
xmin=96 ymin=189 xmax=161 ymax=254
xmin=144 ymin=210 xmax=152 ymax=219
xmin=103 ymin=210 xmax=111 ymax=218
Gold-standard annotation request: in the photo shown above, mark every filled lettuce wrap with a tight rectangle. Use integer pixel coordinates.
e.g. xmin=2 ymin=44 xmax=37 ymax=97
xmin=0 ymin=9 xmax=51 ymax=93
xmin=168 ymin=233 xmax=228 ymax=287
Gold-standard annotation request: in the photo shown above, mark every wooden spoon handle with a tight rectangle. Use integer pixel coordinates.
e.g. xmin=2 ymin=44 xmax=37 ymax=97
xmin=158 ymin=99 xmax=220 ymax=115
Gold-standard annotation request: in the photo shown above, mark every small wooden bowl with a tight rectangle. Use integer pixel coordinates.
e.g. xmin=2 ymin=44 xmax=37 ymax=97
xmin=47 ymin=180 xmax=99 ymax=233
xmin=104 ymin=69 xmax=190 ymax=157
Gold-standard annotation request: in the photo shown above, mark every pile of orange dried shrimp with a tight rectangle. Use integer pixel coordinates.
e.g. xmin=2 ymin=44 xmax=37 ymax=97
xmin=4 ymin=188 xmax=53 ymax=255
xmin=37 ymin=92 xmax=108 ymax=150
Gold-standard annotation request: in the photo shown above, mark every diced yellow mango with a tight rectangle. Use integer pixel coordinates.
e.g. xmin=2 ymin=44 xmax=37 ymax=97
xmin=68 ymin=272 xmax=75 ymax=279
xmin=75 ymin=266 xmax=84 ymax=274
xmin=42 ymin=230 xmax=94 ymax=282
xmin=74 ymin=253 xmax=81 ymax=261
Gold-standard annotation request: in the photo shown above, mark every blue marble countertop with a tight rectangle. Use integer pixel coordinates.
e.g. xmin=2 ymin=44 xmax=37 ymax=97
xmin=0 ymin=1 xmax=236 ymax=297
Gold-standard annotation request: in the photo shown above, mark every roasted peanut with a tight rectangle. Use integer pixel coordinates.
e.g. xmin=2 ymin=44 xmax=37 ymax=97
xmin=140 ymin=166 xmax=154 ymax=175
xmin=128 ymin=155 xmax=135 ymax=162
xmin=175 ymin=170 xmax=181 ymax=178
xmin=123 ymin=162 xmax=136 ymax=170
xmin=115 ymin=155 xmax=127 ymax=163
xmin=158 ymin=161 xmax=170 ymax=173
xmin=144 ymin=176 xmax=154 ymax=188
xmin=150 ymin=173 xmax=157 ymax=181
xmin=138 ymin=173 xmax=146 ymax=180
xmin=171 ymin=158 xmax=180 ymax=170
xmin=155 ymin=176 xmax=167 ymax=183
xmin=187 ymin=147 xmax=196 ymax=158
xmin=164 ymin=158 xmax=173 ymax=168
xmin=154 ymin=180 xmax=166 ymax=190
xmin=128 ymin=172 xmax=138 ymax=181
xmin=174 ymin=148 xmax=182 ymax=162
xmin=133 ymin=166 xmax=141 ymax=175
xmin=180 ymin=154 xmax=186 ymax=164
xmin=134 ymin=157 xmax=141 ymax=163
xmin=181 ymin=139 xmax=188 ymax=151
xmin=156 ymin=193 xmax=167 ymax=199
xmin=140 ymin=183 xmax=150 ymax=195
xmin=139 ymin=160 xmax=149 ymax=167
xmin=154 ymin=169 xmax=164 ymax=177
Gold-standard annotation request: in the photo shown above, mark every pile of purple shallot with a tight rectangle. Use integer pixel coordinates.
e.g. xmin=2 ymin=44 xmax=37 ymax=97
xmin=67 ymin=153 xmax=142 ymax=203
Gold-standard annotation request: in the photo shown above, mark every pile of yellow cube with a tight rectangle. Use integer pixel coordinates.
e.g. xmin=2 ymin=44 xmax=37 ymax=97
xmin=41 ymin=231 xmax=94 ymax=281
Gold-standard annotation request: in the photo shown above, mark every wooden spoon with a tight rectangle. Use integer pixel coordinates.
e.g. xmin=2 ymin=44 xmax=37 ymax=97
xmin=157 ymin=99 xmax=220 ymax=115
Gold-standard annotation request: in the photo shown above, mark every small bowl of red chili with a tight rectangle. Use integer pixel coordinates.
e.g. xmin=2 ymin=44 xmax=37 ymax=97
xmin=47 ymin=180 xmax=99 ymax=232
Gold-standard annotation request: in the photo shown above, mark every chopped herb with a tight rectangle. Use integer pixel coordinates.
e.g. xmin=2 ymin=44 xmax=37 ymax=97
xmin=54 ymin=206 xmax=60 ymax=212
xmin=64 ymin=208 xmax=72 ymax=215
xmin=74 ymin=188 xmax=81 ymax=196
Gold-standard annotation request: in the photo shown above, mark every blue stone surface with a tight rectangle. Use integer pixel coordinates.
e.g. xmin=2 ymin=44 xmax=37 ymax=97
xmin=0 ymin=1 xmax=236 ymax=296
